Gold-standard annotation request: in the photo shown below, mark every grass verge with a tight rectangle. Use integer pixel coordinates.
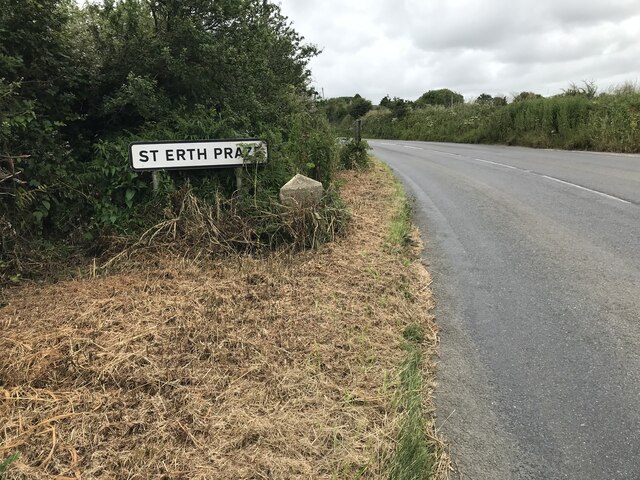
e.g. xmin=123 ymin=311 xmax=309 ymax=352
xmin=390 ymin=322 xmax=431 ymax=479
xmin=0 ymin=160 xmax=448 ymax=479
xmin=386 ymin=180 xmax=413 ymax=253
xmin=383 ymin=168 xmax=449 ymax=479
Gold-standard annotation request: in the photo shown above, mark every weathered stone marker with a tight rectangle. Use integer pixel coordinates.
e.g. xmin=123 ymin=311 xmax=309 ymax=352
xmin=279 ymin=174 xmax=323 ymax=208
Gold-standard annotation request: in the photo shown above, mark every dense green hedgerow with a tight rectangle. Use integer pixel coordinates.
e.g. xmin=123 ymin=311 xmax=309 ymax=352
xmin=361 ymin=86 xmax=640 ymax=152
xmin=0 ymin=0 xmax=343 ymax=281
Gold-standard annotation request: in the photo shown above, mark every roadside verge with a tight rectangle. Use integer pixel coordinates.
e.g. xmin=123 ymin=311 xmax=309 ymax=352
xmin=0 ymin=160 xmax=448 ymax=478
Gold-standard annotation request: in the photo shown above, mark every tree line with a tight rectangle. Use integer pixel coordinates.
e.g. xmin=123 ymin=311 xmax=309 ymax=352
xmin=322 ymin=82 xmax=640 ymax=153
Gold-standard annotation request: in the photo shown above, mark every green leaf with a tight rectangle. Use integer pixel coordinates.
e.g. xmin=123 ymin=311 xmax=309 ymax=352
xmin=0 ymin=451 xmax=20 ymax=472
xmin=125 ymin=189 xmax=135 ymax=208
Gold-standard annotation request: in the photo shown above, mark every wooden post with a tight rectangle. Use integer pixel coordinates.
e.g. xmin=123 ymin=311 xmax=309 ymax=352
xmin=152 ymin=171 xmax=159 ymax=192
xmin=234 ymin=167 xmax=242 ymax=195
xmin=355 ymin=119 xmax=362 ymax=143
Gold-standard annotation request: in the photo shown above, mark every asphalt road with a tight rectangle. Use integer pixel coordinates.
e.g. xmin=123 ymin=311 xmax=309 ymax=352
xmin=370 ymin=141 xmax=640 ymax=480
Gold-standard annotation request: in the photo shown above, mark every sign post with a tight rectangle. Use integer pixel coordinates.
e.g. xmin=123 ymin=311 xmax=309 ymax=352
xmin=234 ymin=167 xmax=243 ymax=194
xmin=152 ymin=171 xmax=160 ymax=192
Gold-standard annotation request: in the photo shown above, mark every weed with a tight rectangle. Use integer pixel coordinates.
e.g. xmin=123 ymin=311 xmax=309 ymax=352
xmin=86 ymin=182 xmax=349 ymax=273
xmin=0 ymin=452 xmax=19 ymax=477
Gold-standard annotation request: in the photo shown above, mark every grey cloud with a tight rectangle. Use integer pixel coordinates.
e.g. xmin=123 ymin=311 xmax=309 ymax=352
xmin=544 ymin=0 xmax=640 ymax=25
xmin=278 ymin=0 xmax=640 ymax=100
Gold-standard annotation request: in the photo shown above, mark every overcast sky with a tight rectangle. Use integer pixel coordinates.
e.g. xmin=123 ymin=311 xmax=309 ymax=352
xmin=278 ymin=0 xmax=640 ymax=102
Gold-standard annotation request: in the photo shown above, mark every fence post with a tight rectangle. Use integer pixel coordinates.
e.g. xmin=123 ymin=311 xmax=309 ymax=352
xmin=355 ymin=119 xmax=362 ymax=143
xmin=234 ymin=167 xmax=243 ymax=195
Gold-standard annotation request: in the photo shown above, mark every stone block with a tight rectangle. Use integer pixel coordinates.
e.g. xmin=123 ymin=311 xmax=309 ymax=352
xmin=279 ymin=174 xmax=324 ymax=208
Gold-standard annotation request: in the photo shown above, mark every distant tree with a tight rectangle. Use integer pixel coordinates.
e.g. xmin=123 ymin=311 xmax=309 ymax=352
xmin=348 ymin=95 xmax=372 ymax=118
xmin=415 ymin=88 xmax=463 ymax=108
xmin=379 ymin=95 xmax=411 ymax=118
xmin=477 ymin=94 xmax=507 ymax=106
xmin=512 ymin=91 xmax=544 ymax=102
xmin=492 ymin=96 xmax=507 ymax=106
xmin=380 ymin=95 xmax=393 ymax=108
xmin=321 ymin=97 xmax=351 ymax=123
xmin=476 ymin=93 xmax=494 ymax=104
xmin=562 ymin=81 xmax=598 ymax=99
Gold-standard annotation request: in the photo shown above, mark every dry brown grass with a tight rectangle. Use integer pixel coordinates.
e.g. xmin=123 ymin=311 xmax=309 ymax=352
xmin=0 ymin=162 xmax=447 ymax=479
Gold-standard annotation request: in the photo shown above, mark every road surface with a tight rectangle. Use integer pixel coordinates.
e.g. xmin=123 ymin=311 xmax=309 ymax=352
xmin=370 ymin=140 xmax=640 ymax=479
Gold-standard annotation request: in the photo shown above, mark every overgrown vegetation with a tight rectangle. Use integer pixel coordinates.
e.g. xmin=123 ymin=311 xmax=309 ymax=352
xmin=101 ymin=181 xmax=350 ymax=268
xmin=339 ymin=139 xmax=371 ymax=170
xmin=0 ymin=162 xmax=448 ymax=479
xmin=323 ymin=82 xmax=640 ymax=153
xmin=0 ymin=0 xmax=349 ymax=283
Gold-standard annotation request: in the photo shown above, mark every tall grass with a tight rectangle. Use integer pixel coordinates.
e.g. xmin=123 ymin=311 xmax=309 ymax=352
xmin=364 ymin=88 xmax=640 ymax=153
xmin=389 ymin=322 xmax=434 ymax=480
xmin=385 ymin=175 xmax=436 ymax=479
xmin=386 ymin=181 xmax=413 ymax=253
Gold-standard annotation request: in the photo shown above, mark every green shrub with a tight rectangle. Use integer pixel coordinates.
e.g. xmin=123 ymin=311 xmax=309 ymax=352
xmin=286 ymin=111 xmax=338 ymax=186
xmin=339 ymin=140 xmax=370 ymax=169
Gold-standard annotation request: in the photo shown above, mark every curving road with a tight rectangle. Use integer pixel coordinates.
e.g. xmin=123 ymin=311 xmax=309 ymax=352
xmin=370 ymin=141 xmax=640 ymax=480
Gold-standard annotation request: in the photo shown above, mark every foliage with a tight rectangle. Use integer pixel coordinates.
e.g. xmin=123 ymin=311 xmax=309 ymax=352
xmin=380 ymin=95 xmax=413 ymax=118
xmin=348 ymin=94 xmax=373 ymax=119
xmin=121 ymin=181 xmax=349 ymax=258
xmin=359 ymin=83 xmax=640 ymax=153
xmin=415 ymin=88 xmax=463 ymax=108
xmin=562 ymin=80 xmax=598 ymax=98
xmin=339 ymin=139 xmax=370 ymax=170
xmin=0 ymin=0 xmax=342 ymax=280
xmin=285 ymin=108 xmax=338 ymax=185
xmin=476 ymin=93 xmax=507 ymax=106
xmin=512 ymin=91 xmax=543 ymax=102
xmin=318 ymin=96 xmax=352 ymax=124
xmin=318 ymin=94 xmax=373 ymax=131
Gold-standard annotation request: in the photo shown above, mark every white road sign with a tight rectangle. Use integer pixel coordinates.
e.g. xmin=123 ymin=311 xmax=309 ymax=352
xmin=129 ymin=139 xmax=267 ymax=171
